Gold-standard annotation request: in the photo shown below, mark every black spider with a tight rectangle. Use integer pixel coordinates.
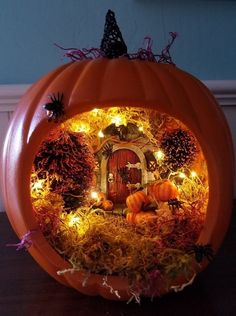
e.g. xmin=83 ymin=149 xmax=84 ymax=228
xmin=102 ymin=143 xmax=113 ymax=159
xmin=187 ymin=243 xmax=214 ymax=263
xmin=118 ymin=167 xmax=130 ymax=184
xmin=168 ymin=198 xmax=184 ymax=213
xmin=44 ymin=93 xmax=64 ymax=122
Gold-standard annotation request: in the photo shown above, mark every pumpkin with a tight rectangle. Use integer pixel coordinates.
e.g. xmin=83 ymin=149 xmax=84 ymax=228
xmin=126 ymin=191 xmax=150 ymax=213
xmin=148 ymin=180 xmax=178 ymax=202
xmin=1 ymin=58 xmax=234 ymax=300
xmin=126 ymin=211 xmax=157 ymax=225
xmin=94 ymin=192 xmax=106 ymax=207
xmin=102 ymin=199 xmax=114 ymax=212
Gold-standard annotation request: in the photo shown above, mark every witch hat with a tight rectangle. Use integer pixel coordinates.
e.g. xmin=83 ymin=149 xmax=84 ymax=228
xmin=100 ymin=10 xmax=127 ymax=58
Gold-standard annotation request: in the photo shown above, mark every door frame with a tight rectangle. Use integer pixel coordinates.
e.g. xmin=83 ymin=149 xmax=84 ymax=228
xmin=100 ymin=144 xmax=148 ymax=195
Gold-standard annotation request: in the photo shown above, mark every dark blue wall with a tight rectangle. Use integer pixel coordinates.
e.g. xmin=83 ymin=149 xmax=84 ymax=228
xmin=1 ymin=0 xmax=236 ymax=83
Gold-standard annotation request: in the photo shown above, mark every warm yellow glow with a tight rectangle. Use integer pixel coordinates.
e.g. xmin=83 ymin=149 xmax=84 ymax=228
xmin=111 ymin=115 xmax=126 ymax=127
xmin=78 ymin=122 xmax=90 ymax=133
xmin=91 ymin=191 xmax=99 ymax=200
xmin=91 ymin=108 xmax=100 ymax=115
xmin=98 ymin=130 xmax=105 ymax=138
xmin=68 ymin=216 xmax=81 ymax=227
xmin=69 ymin=121 xmax=90 ymax=133
xmin=190 ymin=170 xmax=197 ymax=178
xmin=154 ymin=150 xmax=165 ymax=161
xmin=32 ymin=180 xmax=43 ymax=190
xmin=30 ymin=177 xmax=49 ymax=198
xmin=138 ymin=126 xmax=144 ymax=132
xmin=179 ymin=172 xmax=187 ymax=179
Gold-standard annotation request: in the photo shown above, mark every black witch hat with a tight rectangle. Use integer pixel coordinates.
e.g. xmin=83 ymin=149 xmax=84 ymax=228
xmin=100 ymin=10 xmax=127 ymax=58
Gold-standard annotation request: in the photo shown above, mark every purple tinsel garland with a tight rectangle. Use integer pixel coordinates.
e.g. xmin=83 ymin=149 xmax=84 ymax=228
xmin=7 ymin=230 xmax=37 ymax=250
xmin=55 ymin=32 xmax=178 ymax=64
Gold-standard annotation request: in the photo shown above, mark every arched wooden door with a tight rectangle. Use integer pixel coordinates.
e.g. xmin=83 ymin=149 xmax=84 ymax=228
xmin=107 ymin=149 xmax=142 ymax=204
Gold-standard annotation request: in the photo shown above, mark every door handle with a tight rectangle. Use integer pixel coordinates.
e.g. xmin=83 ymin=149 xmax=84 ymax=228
xmin=108 ymin=172 xmax=114 ymax=183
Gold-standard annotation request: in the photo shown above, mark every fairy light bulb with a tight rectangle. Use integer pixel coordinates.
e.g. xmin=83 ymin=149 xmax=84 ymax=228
xmin=190 ymin=170 xmax=197 ymax=178
xmin=138 ymin=126 xmax=144 ymax=132
xmin=68 ymin=216 xmax=80 ymax=227
xmin=111 ymin=115 xmax=126 ymax=127
xmin=98 ymin=130 xmax=105 ymax=138
xmin=30 ymin=178 xmax=47 ymax=198
xmin=32 ymin=180 xmax=43 ymax=190
xmin=91 ymin=108 xmax=99 ymax=115
xmin=78 ymin=122 xmax=90 ymax=133
xmin=91 ymin=191 xmax=99 ymax=200
xmin=154 ymin=150 xmax=165 ymax=161
xmin=179 ymin=172 xmax=186 ymax=179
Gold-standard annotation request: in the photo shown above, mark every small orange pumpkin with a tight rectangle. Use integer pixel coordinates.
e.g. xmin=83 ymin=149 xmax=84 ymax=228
xmin=126 ymin=191 xmax=150 ymax=213
xmin=149 ymin=180 xmax=178 ymax=202
xmin=94 ymin=192 xmax=106 ymax=207
xmin=126 ymin=211 xmax=157 ymax=225
xmin=102 ymin=199 xmax=114 ymax=211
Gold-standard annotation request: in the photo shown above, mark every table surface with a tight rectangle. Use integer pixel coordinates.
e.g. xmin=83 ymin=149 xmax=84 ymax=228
xmin=1 ymin=202 xmax=236 ymax=316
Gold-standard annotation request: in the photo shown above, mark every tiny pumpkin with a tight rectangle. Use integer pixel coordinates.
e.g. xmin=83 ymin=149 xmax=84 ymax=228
xmin=126 ymin=191 xmax=150 ymax=213
xmin=102 ymin=199 xmax=114 ymax=212
xmin=94 ymin=192 xmax=107 ymax=207
xmin=126 ymin=211 xmax=157 ymax=225
xmin=149 ymin=180 xmax=178 ymax=202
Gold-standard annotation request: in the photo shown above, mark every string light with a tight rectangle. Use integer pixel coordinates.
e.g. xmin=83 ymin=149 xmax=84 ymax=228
xmin=30 ymin=177 xmax=49 ymax=198
xmin=190 ymin=170 xmax=197 ymax=178
xmin=98 ymin=130 xmax=105 ymax=138
xmin=91 ymin=191 xmax=99 ymax=200
xmin=154 ymin=150 xmax=165 ymax=161
xmin=111 ymin=115 xmax=126 ymax=126
xmin=91 ymin=108 xmax=100 ymax=115
xmin=179 ymin=172 xmax=186 ymax=179
xmin=68 ymin=215 xmax=81 ymax=227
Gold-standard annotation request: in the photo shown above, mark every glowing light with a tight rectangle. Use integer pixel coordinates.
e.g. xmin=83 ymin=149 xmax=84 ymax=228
xmin=69 ymin=121 xmax=90 ymax=133
xmin=154 ymin=150 xmax=165 ymax=161
xmin=190 ymin=171 xmax=197 ymax=178
xmin=77 ymin=122 xmax=90 ymax=133
xmin=91 ymin=108 xmax=100 ymax=115
xmin=30 ymin=178 xmax=48 ymax=198
xmin=32 ymin=180 xmax=43 ymax=190
xmin=111 ymin=115 xmax=126 ymax=127
xmin=179 ymin=172 xmax=186 ymax=179
xmin=91 ymin=191 xmax=99 ymax=200
xmin=68 ymin=216 xmax=81 ymax=227
xmin=98 ymin=130 xmax=105 ymax=138
xmin=138 ymin=126 xmax=144 ymax=132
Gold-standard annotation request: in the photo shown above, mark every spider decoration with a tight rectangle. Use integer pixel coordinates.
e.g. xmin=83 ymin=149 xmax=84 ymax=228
xmin=168 ymin=198 xmax=184 ymax=213
xmin=44 ymin=93 xmax=64 ymax=122
xmin=187 ymin=243 xmax=214 ymax=263
xmin=118 ymin=167 xmax=130 ymax=184
xmin=101 ymin=143 xmax=114 ymax=159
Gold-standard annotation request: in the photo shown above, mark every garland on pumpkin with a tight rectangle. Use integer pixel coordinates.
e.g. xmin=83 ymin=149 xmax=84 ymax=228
xmin=55 ymin=10 xmax=177 ymax=64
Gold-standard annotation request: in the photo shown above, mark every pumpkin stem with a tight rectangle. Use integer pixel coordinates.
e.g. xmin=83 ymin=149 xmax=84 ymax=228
xmin=100 ymin=9 xmax=128 ymax=58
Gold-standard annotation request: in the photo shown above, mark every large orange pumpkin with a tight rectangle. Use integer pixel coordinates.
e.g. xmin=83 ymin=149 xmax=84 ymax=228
xmin=148 ymin=180 xmax=178 ymax=202
xmin=126 ymin=191 xmax=150 ymax=213
xmin=1 ymin=58 xmax=234 ymax=300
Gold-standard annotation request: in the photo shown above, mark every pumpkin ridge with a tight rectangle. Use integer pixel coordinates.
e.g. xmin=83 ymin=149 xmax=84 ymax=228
xmin=144 ymin=62 xmax=173 ymax=111
xmin=164 ymin=65 xmax=203 ymax=129
xmin=69 ymin=59 xmax=111 ymax=111
xmin=122 ymin=60 xmax=147 ymax=100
